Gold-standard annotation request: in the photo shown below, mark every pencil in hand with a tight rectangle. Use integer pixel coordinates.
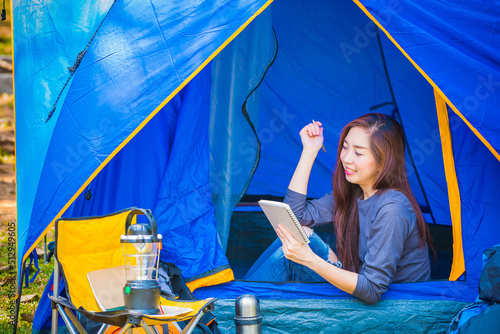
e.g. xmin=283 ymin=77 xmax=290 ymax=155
xmin=312 ymin=119 xmax=326 ymax=153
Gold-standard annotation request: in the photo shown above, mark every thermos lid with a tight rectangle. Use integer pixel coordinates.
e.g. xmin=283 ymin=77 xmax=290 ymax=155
xmin=235 ymin=294 xmax=261 ymax=317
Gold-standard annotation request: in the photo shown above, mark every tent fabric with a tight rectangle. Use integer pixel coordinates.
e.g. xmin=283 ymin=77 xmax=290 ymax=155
xmin=209 ymin=8 xmax=276 ymax=251
xmin=194 ymin=280 xmax=476 ymax=302
xmin=31 ymin=271 xmax=68 ymax=334
xmin=353 ymin=0 xmax=500 ymax=160
xmin=449 ymin=110 xmax=500 ymax=287
xmin=193 ymin=298 xmax=468 ymax=333
xmin=64 ymin=67 xmax=231 ymax=287
xmin=14 ymin=0 xmax=115 ymax=279
xmin=15 ymin=0 xmax=272 ymax=277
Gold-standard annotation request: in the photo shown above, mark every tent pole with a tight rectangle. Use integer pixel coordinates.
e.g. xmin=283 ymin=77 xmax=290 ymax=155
xmin=12 ymin=260 xmax=26 ymax=334
xmin=44 ymin=235 xmax=48 ymax=263
xmin=51 ymin=260 xmax=59 ymax=334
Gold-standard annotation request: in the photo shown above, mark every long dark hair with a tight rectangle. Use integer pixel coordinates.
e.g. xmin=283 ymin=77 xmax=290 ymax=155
xmin=332 ymin=113 xmax=434 ymax=272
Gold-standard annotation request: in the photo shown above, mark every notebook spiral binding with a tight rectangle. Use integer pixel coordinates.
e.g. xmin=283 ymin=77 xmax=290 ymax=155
xmin=285 ymin=207 xmax=309 ymax=243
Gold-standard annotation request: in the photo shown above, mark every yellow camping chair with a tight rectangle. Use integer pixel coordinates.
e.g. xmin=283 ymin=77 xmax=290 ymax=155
xmin=50 ymin=207 xmax=216 ymax=334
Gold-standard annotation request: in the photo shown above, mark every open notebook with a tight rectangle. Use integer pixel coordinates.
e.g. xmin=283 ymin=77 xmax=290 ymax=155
xmin=87 ymin=266 xmax=127 ymax=311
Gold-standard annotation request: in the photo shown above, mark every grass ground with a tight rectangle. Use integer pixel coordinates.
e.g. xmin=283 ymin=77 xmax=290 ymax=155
xmin=0 ymin=236 xmax=55 ymax=334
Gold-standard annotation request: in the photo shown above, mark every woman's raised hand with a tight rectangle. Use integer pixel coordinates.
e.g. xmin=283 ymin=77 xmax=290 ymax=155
xmin=288 ymin=121 xmax=324 ymax=194
xmin=299 ymin=121 xmax=324 ymax=153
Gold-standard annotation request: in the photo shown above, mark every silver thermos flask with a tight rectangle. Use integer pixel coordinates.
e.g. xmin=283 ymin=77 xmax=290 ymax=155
xmin=234 ymin=294 xmax=262 ymax=334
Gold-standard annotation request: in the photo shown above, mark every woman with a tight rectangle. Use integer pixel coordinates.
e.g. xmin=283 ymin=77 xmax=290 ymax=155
xmin=244 ymin=113 xmax=433 ymax=304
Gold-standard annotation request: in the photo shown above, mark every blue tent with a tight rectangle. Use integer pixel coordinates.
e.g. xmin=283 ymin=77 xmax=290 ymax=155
xmin=14 ymin=0 xmax=500 ymax=332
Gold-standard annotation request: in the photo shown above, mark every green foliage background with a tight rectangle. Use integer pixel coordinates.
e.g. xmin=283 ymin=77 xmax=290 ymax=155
xmin=0 ymin=0 xmax=10 ymax=55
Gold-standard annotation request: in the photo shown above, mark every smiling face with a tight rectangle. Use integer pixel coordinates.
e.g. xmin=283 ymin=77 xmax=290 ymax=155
xmin=340 ymin=126 xmax=379 ymax=198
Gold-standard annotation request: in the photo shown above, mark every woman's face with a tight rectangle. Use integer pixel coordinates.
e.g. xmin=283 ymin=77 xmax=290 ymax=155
xmin=340 ymin=126 xmax=379 ymax=194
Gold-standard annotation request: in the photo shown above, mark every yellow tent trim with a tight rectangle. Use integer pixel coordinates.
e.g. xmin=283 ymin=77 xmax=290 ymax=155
xmin=186 ymin=268 xmax=235 ymax=292
xmin=352 ymin=0 xmax=500 ymax=163
xmin=435 ymin=90 xmax=465 ymax=281
xmin=22 ymin=0 xmax=275 ymax=266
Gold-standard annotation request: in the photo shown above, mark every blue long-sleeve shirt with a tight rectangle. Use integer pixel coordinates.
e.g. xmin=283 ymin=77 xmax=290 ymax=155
xmin=284 ymin=188 xmax=431 ymax=304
